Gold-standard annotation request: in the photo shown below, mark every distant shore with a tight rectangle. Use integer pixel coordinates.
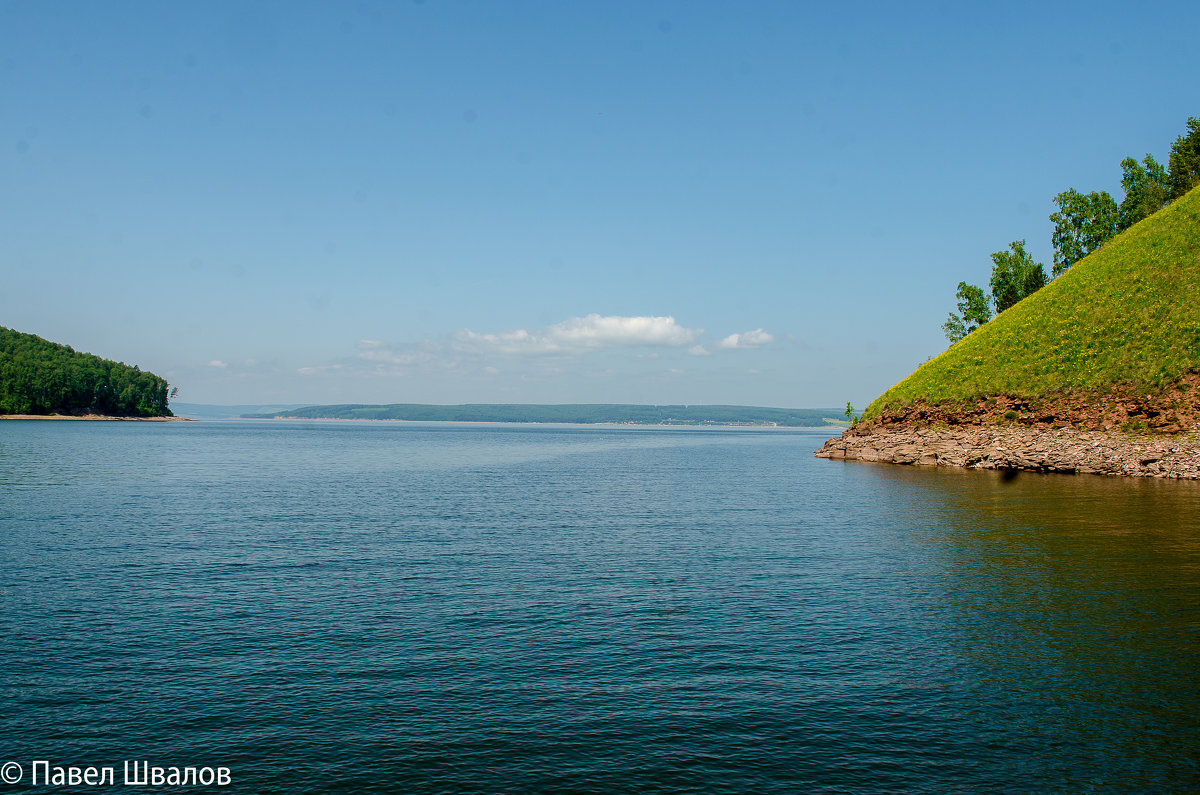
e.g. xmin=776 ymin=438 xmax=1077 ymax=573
xmin=0 ymin=414 xmax=192 ymax=422
xmin=250 ymin=416 xmax=829 ymax=428
xmin=240 ymin=403 xmax=837 ymax=426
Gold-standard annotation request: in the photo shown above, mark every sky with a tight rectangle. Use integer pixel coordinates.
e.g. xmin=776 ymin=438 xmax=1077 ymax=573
xmin=3 ymin=0 xmax=1197 ymax=409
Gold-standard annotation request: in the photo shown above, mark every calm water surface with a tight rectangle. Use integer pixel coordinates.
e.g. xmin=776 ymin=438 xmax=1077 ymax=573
xmin=2 ymin=421 xmax=1198 ymax=793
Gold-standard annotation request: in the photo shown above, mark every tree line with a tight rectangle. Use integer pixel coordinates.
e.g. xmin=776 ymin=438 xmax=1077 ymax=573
xmin=944 ymin=116 xmax=1200 ymax=343
xmin=0 ymin=326 xmax=175 ymax=416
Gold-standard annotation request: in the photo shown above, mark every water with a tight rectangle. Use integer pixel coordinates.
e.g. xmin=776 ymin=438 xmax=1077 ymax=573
xmin=2 ymin=420 xmax=1198 ymax=793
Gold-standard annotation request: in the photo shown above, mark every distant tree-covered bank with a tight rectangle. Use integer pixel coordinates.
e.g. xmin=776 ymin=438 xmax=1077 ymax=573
xmin=244 ymin=403 xmax=838 ymax=426
xmin=0 ymin=326 xmax=173 ymax=416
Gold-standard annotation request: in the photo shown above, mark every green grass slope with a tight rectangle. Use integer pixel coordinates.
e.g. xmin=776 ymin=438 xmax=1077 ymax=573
xmin=867 ymin=185 xmax=1200 ymax=419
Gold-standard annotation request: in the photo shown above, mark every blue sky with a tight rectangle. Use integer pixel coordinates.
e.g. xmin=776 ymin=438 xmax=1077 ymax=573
xmin=3 ymin=1 xmax=1197 ymax=408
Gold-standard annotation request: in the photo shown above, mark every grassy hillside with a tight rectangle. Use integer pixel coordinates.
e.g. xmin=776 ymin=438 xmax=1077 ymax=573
xmin=867 ymin=185 xmax=1200 ymax=419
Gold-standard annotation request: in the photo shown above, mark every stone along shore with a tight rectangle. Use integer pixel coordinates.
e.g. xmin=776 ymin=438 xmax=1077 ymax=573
xmin=816 ymin=423 xmax=1200 ymax=479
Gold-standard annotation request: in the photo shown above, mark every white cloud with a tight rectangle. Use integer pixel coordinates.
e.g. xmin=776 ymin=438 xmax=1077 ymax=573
xmin=454 ymin=314 xmax=701 ymax=356
xmin=207 ymin=359 xmax=228 ymax=368
xmin=298 ymin=364 xmax=343 ymax=376
xmin=717 ymin=328 xmax=774 ymax=350
xmin=552 ymin=314 xmax=699 ymax=346
xmin=355 ymin=348 xmax=433 ymax=366
xmin=688 ymin=345 xmax=711 ymax=356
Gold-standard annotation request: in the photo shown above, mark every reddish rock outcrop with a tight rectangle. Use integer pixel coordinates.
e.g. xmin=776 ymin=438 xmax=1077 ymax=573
xmin=818 ymin=373 xmax=1200 ymax=479
xmin=816 ymin=423 xmax=1200 ymax=479
xmin=875 ymin=371 xmax=1200 ymax=433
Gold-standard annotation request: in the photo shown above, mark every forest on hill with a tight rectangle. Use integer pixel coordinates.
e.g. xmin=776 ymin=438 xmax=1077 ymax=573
xmin=0 ymin=326 xmax=174 ymax=417
xmin=244 ymin=403 xmax=837 ymax=427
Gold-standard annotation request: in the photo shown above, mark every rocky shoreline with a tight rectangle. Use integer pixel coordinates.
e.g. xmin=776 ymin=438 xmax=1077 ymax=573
xmin=816 ymin=422 xmax=1200 ymax=479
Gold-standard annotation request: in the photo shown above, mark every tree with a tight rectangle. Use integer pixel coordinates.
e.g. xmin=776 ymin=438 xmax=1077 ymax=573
xmin=1049 ymin=189 xmax=1118 ymax=276
xmin=989 ymin=240 xmax=1047 ymax=313
xmin=1167 ymin=116 xmax=1200 ymax=201
xmin=942 ymin=281 xmax=993 ymax=343
xmin=1118 ymin=154 xmax=1169 ymax=230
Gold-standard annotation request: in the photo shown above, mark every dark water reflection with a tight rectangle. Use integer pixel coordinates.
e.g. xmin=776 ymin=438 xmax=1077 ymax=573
xmin=858 ymin=464 xmax=1200 ymax=789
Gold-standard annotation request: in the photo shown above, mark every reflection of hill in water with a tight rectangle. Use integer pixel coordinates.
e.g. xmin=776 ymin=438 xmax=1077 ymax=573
xmin=852 ymin=463 xmax=1200 ymax=782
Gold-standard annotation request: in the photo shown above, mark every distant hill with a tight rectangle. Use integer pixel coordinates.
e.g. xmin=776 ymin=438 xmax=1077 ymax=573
xmin=0 ymin=326 xmax=173 ymax=417
xmin=866 ymin=185 xmax=1200 ymax=426
xmin=172 ymin=402 xmax=311 ymax=420
xmin=244 ymin=403 xmax=840 ymax=427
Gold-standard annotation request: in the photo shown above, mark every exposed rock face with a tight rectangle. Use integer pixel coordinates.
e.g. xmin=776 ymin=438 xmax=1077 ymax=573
xmin=873 ymin=372 xmax=1200 ymax=435
xmin=816 ymin=423 xmax=1200 ymax=479
xmin=820 ymin=372 xmax=1200 ymax=478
